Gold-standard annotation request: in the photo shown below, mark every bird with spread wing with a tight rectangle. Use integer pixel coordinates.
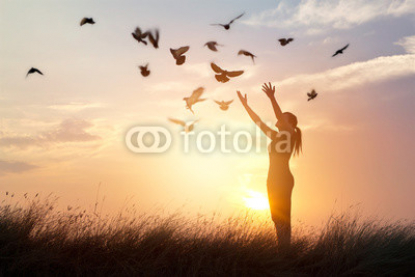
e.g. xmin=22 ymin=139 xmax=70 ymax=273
xmin=26 ymin=67 xmax=43 ymax=77
xmin=307 ymin=89 xmax=318 ymax=101
xmin=168 ymin=118 xmax=199 ymax=133
xmin=131 ymin=27 xmax=149 ymax=45
xmin=214 ymin=100 xmax=234 ymax=111
xmin=211 ymin=12 xmax=244 ymax=30
xmin=139 ymin=64 xmax=150 ymax=77
xmin=278 ymin=38 xmax=294 ymax=46
xmin=147 ymin=29 xmax=160 ymax=49
xmin=332 ymin=44 xmax=349 ymax=57
xmin=211 ymin=63 xmax=244 ymax=83
xmin=238 ymin=50 xmax=256 ymax=64
xmin=183 ymin=87 xmax=206 ymax=113
xmin=80 ymin=17 xmax=95 ymax=26
xmin=205 ymin=41 xmax=223 ymax=52
xmin=170 ymin=46 xmax=190 ymax=65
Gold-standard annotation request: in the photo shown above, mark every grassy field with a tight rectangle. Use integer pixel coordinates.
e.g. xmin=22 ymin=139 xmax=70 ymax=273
xmin=1 ymin=196 xmax=414 ymax=276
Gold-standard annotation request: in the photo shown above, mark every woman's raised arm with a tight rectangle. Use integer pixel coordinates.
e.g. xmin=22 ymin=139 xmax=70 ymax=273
xmin=262 ymin=83 xmax=294 ymax=133
xmin=237 ymin=91 xmax=277 ymax=140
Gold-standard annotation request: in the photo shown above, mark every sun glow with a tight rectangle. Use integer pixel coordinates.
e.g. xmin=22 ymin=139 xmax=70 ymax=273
xmin=243 ymin=190 xmax=269 ymax=210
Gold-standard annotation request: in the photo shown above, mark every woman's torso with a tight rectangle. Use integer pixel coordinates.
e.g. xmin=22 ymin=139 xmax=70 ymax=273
xmin=267 ymin=132 xmax=295 ymax=188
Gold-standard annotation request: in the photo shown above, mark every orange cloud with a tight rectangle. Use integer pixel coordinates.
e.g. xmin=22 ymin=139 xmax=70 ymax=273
xmin=0 ymin=160 xmax=39 ymax=175
xmin=0 ymin=119 xmax=100 ymax=149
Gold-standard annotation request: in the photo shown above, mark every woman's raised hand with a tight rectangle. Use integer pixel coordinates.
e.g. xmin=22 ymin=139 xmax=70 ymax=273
xmin=237 ymin=91 xmax=248 ymax=107
xmin=262 ymin=82 xmax=276 ymax=99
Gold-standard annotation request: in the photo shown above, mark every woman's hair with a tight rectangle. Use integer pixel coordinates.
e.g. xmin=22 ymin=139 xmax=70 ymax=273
xmin=283 ymin=112 xmax=302 ymax=156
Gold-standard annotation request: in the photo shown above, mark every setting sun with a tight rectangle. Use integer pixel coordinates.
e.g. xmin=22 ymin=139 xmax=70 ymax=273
xmin=243 ymin=190 xmax=269 ymax=210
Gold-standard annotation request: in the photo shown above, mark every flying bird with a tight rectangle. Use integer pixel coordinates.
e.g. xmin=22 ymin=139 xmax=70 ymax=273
xmin=204 ymin=41 xmax=223 ymax=52
xmin=139 ymin=64 xmax=150 ymax=77
xmin=278 ymin=38 xmax=294 ymax=46
xmin=80 ymin=17 xmax=95 ymax=26
xmin=332 ymin=44 xmax=349 ymax=57
xmin=183 ymin=87 xmax=206 ymax=113
xmin=148 ymin=29 xmax=160 ymax=49
xmin=211 ymin=12 xmax=244 ymax=30
xmin=170 ymin=46 xmax=190 ymax=65
xmin=168 ymin=118 xmax=199 ymax=133
xmin=238 ymin=50 xmax=256 ymax=64
xmin=131 ymin=27 xmax=149 ymax=45
xmin=210 ymin=63 xmax=244 ymax=83
xmin=307 ymin=89 xmax=318 ymax=101
xmin=26 ymin=67 xmax=43 ymax=77
xmin=214 ymin=100 xmax=233 ymax=111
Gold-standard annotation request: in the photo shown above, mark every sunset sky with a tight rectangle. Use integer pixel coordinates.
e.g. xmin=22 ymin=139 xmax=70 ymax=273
xmin=1 ymin=0 xmax=414 ymax=225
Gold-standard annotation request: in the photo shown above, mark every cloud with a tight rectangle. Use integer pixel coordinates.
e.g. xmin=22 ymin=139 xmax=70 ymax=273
xmin=0 ymin=160 xmax=38 ymax=174
xmin=145 ymin=81 xmax=193 ymax=93
xmin=301 ymin=118 xmax=356 ymax=131
xmin=43 ymin=119 xmax=101 ymax=142
xmin=48 ymin=102 xmax=106 ymax=112
xmin=181 ymin=63 xmax=212 ymax=79
xmin=395 ymin=35 xmax=415 ymax=54
xmin=276 ymin=54 xmax=415 ymax=92
xmin=0 ymin=118 xmax=101 ymax=149
xmin=244 ymin=0 xmax=415 ymax=34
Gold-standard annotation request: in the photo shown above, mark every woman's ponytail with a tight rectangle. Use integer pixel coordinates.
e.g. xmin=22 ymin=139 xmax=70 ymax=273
xmin=282 ymin=112 xmax=302 ymax=157
xmin=293 ymin=126 xmax=302 ymax=156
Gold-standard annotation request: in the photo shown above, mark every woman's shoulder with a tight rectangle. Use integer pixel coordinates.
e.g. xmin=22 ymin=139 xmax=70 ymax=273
xmin=269 ymin=136 xmax=293 ymax=155
xmin=272 ymin=130 xmax=294 ymax=141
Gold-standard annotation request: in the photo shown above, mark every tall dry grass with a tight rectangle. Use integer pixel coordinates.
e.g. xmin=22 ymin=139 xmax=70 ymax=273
xmin=1 ymin=193 xmax=414 ymax=276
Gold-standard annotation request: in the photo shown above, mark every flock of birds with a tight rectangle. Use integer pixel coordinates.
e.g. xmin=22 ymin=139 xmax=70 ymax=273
xmin=25 ymin=12 xmax=350 ymax=132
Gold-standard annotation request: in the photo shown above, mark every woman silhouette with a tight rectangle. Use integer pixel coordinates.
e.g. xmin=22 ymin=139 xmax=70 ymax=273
xmin=237 ymin=83 xmax=302 ymax=247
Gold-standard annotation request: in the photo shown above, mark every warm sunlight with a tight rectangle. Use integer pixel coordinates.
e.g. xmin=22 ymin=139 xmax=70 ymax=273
xmin=1 ymin=0 xmax=415 ymax=275
xmin=243 ymin=190 xmax=269 ymax=210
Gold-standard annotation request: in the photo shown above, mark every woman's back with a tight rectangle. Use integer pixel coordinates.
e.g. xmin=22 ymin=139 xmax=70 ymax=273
xmin=267 ymin=133 xmax=295 ymax=184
